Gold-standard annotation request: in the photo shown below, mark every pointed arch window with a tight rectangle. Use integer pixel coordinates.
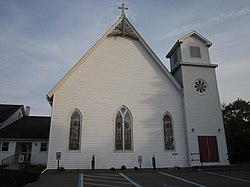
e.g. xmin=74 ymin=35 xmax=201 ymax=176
xmin=115 ymin=106 xmax=133 ymax=151
xmin=163 ymin=113 xmax=174 ymax=150
xmin=69 ymin=109 xmax=81 ymax=151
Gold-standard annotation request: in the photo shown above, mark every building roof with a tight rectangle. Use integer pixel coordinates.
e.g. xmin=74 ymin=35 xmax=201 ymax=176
xmin=166 ymin=31 xmax=212 ymax=58
xmin=46 ymin=14 xmax=183 ymax=105
xmin=107 ymin=17 xmax=139 ymax=39
xmin=0 ymin=104 xmax=23 ymax=123
xmin=0 ymin=116 xmax=51 ymax=140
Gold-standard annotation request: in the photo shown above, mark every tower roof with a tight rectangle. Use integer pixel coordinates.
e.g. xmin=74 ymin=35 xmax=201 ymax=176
xmin=166 ymin=31 xmax=212 ymax=58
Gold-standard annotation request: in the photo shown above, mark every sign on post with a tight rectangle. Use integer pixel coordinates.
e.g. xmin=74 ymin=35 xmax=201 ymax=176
xmin=172 ymin=152 xmax=178 ymax=168
xmin=138 ymin=156 xmax=142 ymax=171
xmin=56 ymin=152 xmax=61 ymax=170
xmin=56 ymin=152 xmax=61 ymax=160
xmin=138 ymin=156 xmax=142 ymax=163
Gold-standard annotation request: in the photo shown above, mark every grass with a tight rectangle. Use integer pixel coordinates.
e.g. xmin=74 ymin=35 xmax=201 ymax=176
xmin=0 ymin=165 xmax=44 ymax=187
xmin=22 ymin=164 xmax=46 ymax=174
xmin=0 ymin=169 xmax=39 ymax=187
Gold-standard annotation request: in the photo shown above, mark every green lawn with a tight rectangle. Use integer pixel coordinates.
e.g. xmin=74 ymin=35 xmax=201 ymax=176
xmin=0 ymin=165 xmax=41 ymax=187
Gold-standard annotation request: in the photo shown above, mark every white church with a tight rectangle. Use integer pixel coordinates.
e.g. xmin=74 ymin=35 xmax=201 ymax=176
xmin=46 ymin=4 xmax=229 ymax=170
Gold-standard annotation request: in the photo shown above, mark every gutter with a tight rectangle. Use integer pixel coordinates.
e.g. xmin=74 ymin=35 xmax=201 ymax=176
xmin=41 ymin=168 xmax=48 ymax=174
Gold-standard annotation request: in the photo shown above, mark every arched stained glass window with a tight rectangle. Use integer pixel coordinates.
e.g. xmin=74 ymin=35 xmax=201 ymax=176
xmin=69 ymin=109 xmax=81 ymax=150
xmin=115 ymin=106 xmax=133 ymax=151
xmin=163 ymin=113 xmax=174 ymax=150
xmin=115 ymin=111 xmax=123 ymax=150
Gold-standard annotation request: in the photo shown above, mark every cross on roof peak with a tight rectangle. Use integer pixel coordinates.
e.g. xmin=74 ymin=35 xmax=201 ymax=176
xmin=118 ymin=3 xmax=128 ymax=17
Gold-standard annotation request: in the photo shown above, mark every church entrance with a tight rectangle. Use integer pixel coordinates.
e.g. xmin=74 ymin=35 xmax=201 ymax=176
xmin=19 ymin=143 xmax=32 ymax=163
xmin=198 ymin=136 xmax=219 ymax=163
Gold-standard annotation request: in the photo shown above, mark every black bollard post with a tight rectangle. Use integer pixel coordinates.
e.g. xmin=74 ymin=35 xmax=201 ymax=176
xmin=91 ymin=155 xmax=95 ymax=170
xmin=152 ymin=155 xmax=156 ymax=170
xmin=57 ymin=159 xmax=60 ymax=171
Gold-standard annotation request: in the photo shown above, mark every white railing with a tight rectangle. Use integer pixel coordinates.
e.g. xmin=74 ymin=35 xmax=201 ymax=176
xmin=1 ymin=154 xmax=15 ymax=165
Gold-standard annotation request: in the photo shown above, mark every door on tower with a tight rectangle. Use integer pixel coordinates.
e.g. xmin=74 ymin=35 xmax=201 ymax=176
xmin=198 ymin=136 xmax=219 ymax=163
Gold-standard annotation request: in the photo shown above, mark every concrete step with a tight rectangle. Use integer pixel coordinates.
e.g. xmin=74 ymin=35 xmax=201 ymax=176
xmin=4 ymin=163 xmax=21 ymax=170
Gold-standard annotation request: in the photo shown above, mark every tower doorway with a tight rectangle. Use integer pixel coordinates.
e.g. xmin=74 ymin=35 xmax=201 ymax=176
xmin=198 ymin=136 xmax=219 ymax=162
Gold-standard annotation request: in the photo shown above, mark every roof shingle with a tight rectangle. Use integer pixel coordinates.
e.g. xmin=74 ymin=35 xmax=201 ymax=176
xmin=0 ymin=116 xmax=50 ymax=140
xmin=0 ymin=104 xmax=23 ymax=123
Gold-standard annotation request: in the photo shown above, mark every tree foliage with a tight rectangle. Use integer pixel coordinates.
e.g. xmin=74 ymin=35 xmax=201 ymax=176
xmin=222 ymin=98 xmax=250 ymax=163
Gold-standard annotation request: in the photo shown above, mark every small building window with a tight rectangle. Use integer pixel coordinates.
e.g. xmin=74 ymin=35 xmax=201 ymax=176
xmin=163 ymin=113 xmax=174 ymax=150
xmin=0 ymin=142 xmax=9 ymax=152
xmin=69 ymin=109 xmax=82 ymax=151
xmin=40 ymin=143 xmax=48 ymax=152
xmin=115 ymin=106 xmax=133 ymax=151
xmin=190 ymin=46 xmax=201 ymax=58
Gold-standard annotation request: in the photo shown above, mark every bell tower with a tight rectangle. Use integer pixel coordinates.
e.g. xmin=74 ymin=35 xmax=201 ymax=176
xmin=166 ymin=31 xmax=229 ymax=166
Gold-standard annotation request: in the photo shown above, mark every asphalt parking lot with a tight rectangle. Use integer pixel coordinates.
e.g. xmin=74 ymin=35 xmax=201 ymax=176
xmin=81 ymin=172 xmax=135 ymax=187
xmin=81 ymin=168 xmax=250 ymax=187
xmin=24 ymin=168 xmax=250 ymax=187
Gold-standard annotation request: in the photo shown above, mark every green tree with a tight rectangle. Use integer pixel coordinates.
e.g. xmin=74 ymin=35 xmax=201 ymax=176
xmin=222 ymin=98 xmax=250 ymax=163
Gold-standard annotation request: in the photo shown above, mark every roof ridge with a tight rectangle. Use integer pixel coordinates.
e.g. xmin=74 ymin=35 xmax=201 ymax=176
xmin=0 ymin=104 xmax=23 ymax=106
xmin=22 ymin=116 xmax=51 ymax=118
xmin=107 ymin=17 xmax=139 ymax=40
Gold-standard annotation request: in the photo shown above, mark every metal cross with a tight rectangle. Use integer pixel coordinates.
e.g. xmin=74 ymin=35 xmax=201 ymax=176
xmin=118 ymin=3 xmax=128 ymax=17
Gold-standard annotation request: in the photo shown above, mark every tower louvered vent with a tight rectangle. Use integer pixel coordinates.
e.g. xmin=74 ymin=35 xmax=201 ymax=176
xmin=190 ymin=46 xmax=201 ymax=58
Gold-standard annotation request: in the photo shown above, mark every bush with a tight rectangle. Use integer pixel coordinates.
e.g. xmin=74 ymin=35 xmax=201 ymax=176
xmin=174 ymin=166 xmax=180 ymax=171
xmin=110 ymin=167 xmax=115 ymax=171
xmin=59 ymin=167 xmax=65 ymax=172
xmin=121 ymin=165 xmax=126 ymax=170
xmin=134 ymin=166 xmax=138 ymax=171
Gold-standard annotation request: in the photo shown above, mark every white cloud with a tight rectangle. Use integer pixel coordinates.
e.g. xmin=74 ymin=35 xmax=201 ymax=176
xmin=159 ymin=7 xmax=250 ymax=40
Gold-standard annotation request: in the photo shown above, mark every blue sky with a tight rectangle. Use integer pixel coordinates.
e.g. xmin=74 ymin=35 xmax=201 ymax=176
xmin=0 ymin=0 xmax=250 ymax=116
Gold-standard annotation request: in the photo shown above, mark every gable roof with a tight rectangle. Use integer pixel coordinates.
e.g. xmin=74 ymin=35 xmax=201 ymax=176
xmin=46 ymin=15 xmax=183 ymax=105
xmin=0 ymin=104 xmax=23 ymax=123
xmin=0 ymin=116 xmax=51 ymax=140
xmin=166 ymin=31 xmax=212 ymax=58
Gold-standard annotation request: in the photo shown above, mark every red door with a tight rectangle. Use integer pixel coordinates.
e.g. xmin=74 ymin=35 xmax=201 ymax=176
xmin=198 ymin=136 xmax=219 ymax=162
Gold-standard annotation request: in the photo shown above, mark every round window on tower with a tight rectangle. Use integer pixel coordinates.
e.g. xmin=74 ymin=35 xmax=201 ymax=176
xmin=193 ymin=78 xmax=208 ymax=95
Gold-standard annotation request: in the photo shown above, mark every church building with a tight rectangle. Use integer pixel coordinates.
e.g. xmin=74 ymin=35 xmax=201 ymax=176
xmin=46 ymin=4 xmax=229 ymax=170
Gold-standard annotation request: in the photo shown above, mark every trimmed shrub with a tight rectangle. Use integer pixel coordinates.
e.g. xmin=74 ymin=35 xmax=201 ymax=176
xmin=121 ymin=165 xmax=126 ymax=170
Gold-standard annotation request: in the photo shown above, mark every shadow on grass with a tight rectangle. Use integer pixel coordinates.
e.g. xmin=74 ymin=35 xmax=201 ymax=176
xmin=0 ymin=167 xmax=40 ymax=187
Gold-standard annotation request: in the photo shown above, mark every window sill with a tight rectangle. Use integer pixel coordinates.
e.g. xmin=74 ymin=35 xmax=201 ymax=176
xmin=164 ymin=150 xmax=176 ymax=152
xmin=67 ymin=150 xmax=81 ymax=153
xmin=113 ymin=150 xmax=134 ymax=153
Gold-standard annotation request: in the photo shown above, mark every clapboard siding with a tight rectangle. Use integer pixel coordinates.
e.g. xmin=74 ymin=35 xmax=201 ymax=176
xmin=181 ymin=65 xmax=229 ymax=166
xmin=47 ymin=36 xmax=187 ymax=169
xmin=0 ymin=142 xmax=16 ymax=164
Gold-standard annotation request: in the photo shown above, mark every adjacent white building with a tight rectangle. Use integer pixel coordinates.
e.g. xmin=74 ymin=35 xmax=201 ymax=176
xmin=0 ymin=105 xmax=50 ymax=166
xmin=46 ymin=7 xmax=229 ymax=170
